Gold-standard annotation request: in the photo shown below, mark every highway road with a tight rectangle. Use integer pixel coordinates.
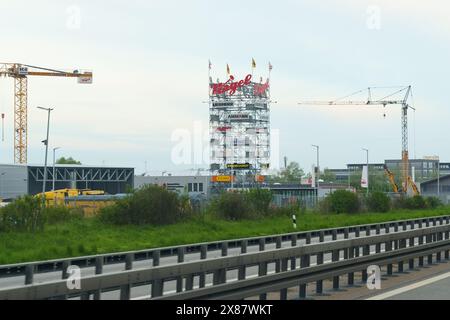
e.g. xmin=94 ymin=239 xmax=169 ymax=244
xmin=0 ymin=221 xmax=440 ymax=299
xmin=369 ymin=271 xmax=450 ymax=300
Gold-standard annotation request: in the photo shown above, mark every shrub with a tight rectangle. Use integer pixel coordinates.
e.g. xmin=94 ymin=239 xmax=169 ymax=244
xmin=366 ymin=191 xmax=391 ymax=213
xmin=406 ymin=195 xmax=427 ymax=209
xmin=210 ymin=191 xmax=254 ymax=220
xmin=43 ymin=206 xmax=83 ymax=224
xmin=246 ymin=188 xmax=273 ymax=216
xmin=99 ymin=184 xmax=183 ymax=225
xmin=0 ymin=196 xmax=45 ymax=232
xmin=326 ymin=190 xmax=360 ymax=214
xmin=425 ymin=196 xmax=442 ymax=209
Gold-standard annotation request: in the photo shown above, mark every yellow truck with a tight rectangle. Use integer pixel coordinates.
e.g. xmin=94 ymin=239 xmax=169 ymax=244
xmin=36 ymin=188 xmax=106 ymax=206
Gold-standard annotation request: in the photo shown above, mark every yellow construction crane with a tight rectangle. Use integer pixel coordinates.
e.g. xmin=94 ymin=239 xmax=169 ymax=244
xmin=0 ymin=63 xmax=92 ymax=163
xmin=298 ymin=86 xmax=419 ymax=195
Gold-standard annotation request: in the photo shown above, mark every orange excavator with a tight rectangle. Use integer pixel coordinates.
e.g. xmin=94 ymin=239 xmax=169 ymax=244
xmin=384 ymin=165 xmax=419 ymax=195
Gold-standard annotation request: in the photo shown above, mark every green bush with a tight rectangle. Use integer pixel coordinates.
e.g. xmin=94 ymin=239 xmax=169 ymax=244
xmin=246 ymin=188 xmax=273 ymax=216
xmin=0 ymin=196 xmax=45 ymax=232
xmin=99 ymin=184 xmax=184 ymax=225
xmin=404 ymin=195 xmax=427 ymax=210
xmin=210 ymin=191 xmax=254 ymax=220
xmin=425 ymin=196 xmax=442 ymax=209
xmin=44 ymin=206 xmax=84 ymax=224
xmin=326 ymin=190 xmax=360 ymax=214
xmin=366 ymin=191 xmax=391 ymax=213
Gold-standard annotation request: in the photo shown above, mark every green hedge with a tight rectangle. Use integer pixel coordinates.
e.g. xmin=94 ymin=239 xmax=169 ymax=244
xmin=99 ymin=184 xmax=191 ymax=225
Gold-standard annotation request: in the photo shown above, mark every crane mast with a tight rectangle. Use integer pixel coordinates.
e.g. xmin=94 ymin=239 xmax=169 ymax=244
xmin=298 ymin=86 xmax=416 ymax=195
xmin=0 ymin=63 xmax=92 ymax=163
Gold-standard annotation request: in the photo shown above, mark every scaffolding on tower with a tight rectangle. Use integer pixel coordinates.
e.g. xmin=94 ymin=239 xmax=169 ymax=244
xmin=208 ymin=65 xmax=271 ymax=186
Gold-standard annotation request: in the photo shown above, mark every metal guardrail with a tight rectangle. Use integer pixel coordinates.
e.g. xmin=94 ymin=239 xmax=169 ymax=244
xmin=1 ymin=223 xmax=449 ymax=300
xmin=1 ymin=214 xmax=449 ymax=286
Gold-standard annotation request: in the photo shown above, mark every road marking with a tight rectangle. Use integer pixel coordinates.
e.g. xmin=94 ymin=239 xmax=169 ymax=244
xmin=367 ymin=271 xmax=450 ymax=300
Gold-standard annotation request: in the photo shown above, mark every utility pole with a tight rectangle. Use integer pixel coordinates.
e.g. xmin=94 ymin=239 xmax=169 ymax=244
xmin=37 ymin=106 xmax=54 ymax=205
xmin=362 ymin=148 xmax=369 ymax=195
xmin=437 ymin=156 xmax=440 ymax=199
xmin=312 ymin=145 xmax=320 ymax=202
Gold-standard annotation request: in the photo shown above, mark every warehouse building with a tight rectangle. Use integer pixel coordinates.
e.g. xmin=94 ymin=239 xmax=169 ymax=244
xmin=419 ymin=174 xmax=450 ymax=204
xmin=0 ymin=164 xmax=134 ymax=200
xmin=134 ymin=175 xmax=210 ymax=197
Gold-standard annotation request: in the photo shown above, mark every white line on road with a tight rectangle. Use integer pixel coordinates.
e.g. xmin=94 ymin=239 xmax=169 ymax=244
xmin=367 ymin=271 xmax=450 ymax=300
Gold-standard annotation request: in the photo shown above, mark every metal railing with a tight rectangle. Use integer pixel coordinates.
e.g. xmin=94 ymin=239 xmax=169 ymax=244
xmin=1 ymin=214 xmax=449 ymax=288
xmin=1 ymin=223 xmax=449 ymax=300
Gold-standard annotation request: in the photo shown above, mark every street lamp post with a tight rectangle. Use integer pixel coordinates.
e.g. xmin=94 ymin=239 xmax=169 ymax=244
xmin=312 ymin=145 xmax=320 ymax=202
xmin=437 ymin=156 xmax=440 ymax=199
xmin=52 ymin=147 xmax=60 ymax=191
xmin=37 ymin=107 xmax=54 ymax=205
xmin=362 ymin=148 xmax=369 ymax=195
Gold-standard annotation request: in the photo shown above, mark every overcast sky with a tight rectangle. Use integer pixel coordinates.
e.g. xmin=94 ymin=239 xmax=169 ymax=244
xmin=0 ymin=0 xmax=449 ymax=175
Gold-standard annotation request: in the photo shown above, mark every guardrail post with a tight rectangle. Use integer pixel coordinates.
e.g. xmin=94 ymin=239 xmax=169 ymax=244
xmin=445 ymin=250 xmax=449 ymax=260
xmin=201 ymin=245 xmax=208 ymax=259
xmin=291 ymin=235 xmax=297 ymax=247
xmin=240 ymin=240 xmax=248 ymax=254
xmin=306 ymin=233 xmax=311 ymax=245
xmin=375 ymin=242 xmax=381 ymax=254
xmin=125 ymin=253 xmax=133 ymax=270
xmin=332 ymin=250 xmax=340 ymax=289
xmin=410 ymin=221 xmax=415 ymax=230
xmin=417 ymin=233 xmax=424 ymax=267
xmin=418 ymin=220 xmax=422 ymax=229
xmin=221 ymin=242 xmax=228 ymax=257
xmin=199 ymin=272 xmax=206 ymax=288
xmin=344 ymin=227 xmax=349 ymax=239
xmin=361 ymin=245 xmax=369 ymax=282
xmin=259 ymin=238 xmax=265 ymax=251
xmin=120 ymin=253 xmax=134 ymax=300
xmin=355 ymin=227 xmax=360 ymax=238
xmin=394 ymin=222 xmax=399 ymax=232
xmin=316 ymin=253 xmax=324 ymax=294
xmin=299 ymin=254 xmax=310 ymax=299
xmin=152 ymin=251 xmax=160 ymax=267
xmin=348 ymin=247 xmax=354 ymax=285
xmin=178 ymin=247 xmax=185 ymax=263
xmin=80 ymin=292 xmax=90 ymax=300
xmin=280 ymin=259 xmax=289 ymax=300
xmin=186 ymin=274 xmax=194 ymax=291
xmin=376 ymin=224 xmax=380 ymax=235
xmin=385 ymin=223 xmax=390 ymax=234
xmin=93 ymin=257 xmax=103 ymax=300
xmin=238 ymin=265 xmax=246 ymax=281
xmin=62 ymin=260 xmax=70 ymax=279
xmin=319 ymin=231 xmax=325 ymax=242
xmin=332 ymin=229 xmax=338 ymax=241
xmin=151 ymin=279 xmax=164 ymax=298
xmin=425 ymin=218 xmax=430 ymax=227
xmin=386 ymin=241 xmax=393 ymax=275
xmin=433 ymin=218 xmax=437 ymax=226
xmin=402 ymin=221 xmax=407 ymax=231
xmin=25 ymin=264 xmax=34 ymax=285
xmin=213 ymin=268 xmax=227 ymax=285
xmin=259 ymin=262 xmax=268 ymax=300
xmin=398 ymin=239 xmax=405 ymax=273
xmin=365 ymin=226 xmax=371 ymax=236
xmin=276 ymin=236 xmax=282 ymax=249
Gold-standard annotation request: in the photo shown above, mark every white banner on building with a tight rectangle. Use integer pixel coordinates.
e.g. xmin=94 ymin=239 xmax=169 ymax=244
xmin=361 ymin=165 xmax=368 ymax=188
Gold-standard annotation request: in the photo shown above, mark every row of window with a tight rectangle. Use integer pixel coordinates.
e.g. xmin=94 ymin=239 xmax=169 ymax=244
xmin=188 ymin=182 xmax=204 ymax=192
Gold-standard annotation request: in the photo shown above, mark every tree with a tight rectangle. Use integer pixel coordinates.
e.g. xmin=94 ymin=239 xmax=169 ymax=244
xmin=56 ymin=156 xmax=82 ymax=165
xmin=271 ymin=161 xmax=305 ymax=183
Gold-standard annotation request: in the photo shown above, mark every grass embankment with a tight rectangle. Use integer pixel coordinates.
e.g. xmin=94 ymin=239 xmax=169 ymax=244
xmin=1 ymin=207 xmax=449 ymax=265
